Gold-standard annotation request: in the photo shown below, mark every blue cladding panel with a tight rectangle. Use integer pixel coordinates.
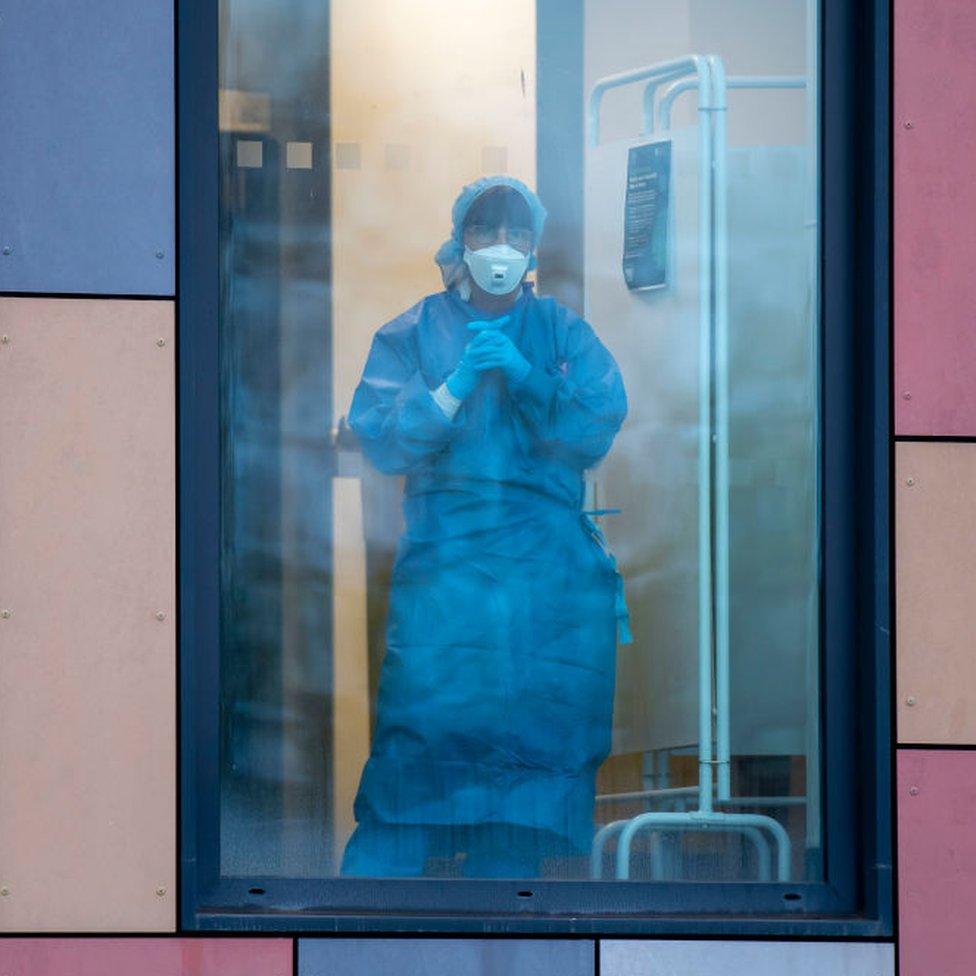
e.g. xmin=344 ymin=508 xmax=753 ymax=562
xmin=0 ymin=1 xmax=174 ymax=295
xmin=299 ymin=939 xmax=594 ymax=975
xmin=601 ymin=940 xmax=894 ymax=975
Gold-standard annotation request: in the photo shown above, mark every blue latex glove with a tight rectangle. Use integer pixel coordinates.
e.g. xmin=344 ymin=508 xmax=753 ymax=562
xmin=465 ymin=320 xmax=531 ymax=384
xmin=466 ymin=315 xmax=511 ymax=333
xmin=444 ymin=356 xmax=479 ymax=400
xmin=444 ymin=315 xmax=512 ymax=399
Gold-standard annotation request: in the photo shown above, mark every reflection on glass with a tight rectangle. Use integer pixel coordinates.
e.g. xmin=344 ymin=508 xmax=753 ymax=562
xmin=218 ymin=0 xmax=821 ymax=884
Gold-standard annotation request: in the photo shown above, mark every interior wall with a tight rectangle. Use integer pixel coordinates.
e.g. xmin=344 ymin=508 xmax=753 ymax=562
xmin=330 ymin=0 xmax=537 ymax=415
xmin=329 ymin=0 xmax=536 ymax=861
xmin=583 ymin=0 xmax=816 ymax=761
xmin=585 ymin=0 xmax=808 ymax=145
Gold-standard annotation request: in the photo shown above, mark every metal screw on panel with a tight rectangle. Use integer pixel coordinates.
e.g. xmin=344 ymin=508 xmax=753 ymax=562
xmin=155 ymin=250 xmax=165 ymax=260
xmin=155 ymin=886 xmax=167 ymax=897
xmin=906 ymin=477 xmax=915 ymax=487
xmin=902 ymin=391 xmax=912 ymax=400
xmin=156 ymin=338 xmax=166 ymax=347
xmin=1 ymin=335 xmax=9 ymax=344
xmin=155 ymin=610 xmax=166 ymax=621
xmin=906 ymin=696 xmax=917 ymax=706
xmin=0 ymin=886 xmax=9 ymax=896
xmin=909 ymin=786 xmax=919 ymax=796
xmin=0 ymin=610 xmax=10 ymax=619
xmin=903 ymin=120 xmax=914 ymax=129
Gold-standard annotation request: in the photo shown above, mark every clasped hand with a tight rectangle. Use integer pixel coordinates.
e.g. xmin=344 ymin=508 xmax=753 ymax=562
xmin=445 ymin=316 xmax=531 ymax=399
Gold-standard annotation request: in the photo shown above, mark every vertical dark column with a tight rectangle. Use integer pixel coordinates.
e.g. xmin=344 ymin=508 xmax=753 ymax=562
xmin=216 ymin=0 xmax=334 ymax=876
xmin=536 ymin=0 xmax=585 ymax=315
xmin=180 ymin=0 xmax=221 ymax=920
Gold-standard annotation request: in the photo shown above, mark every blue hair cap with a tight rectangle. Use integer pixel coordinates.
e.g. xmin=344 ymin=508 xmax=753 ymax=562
xmin=435 ymin=175 xmax=548 ymax=289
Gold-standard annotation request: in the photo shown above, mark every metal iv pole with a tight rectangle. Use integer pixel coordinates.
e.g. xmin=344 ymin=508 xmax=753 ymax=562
xmin=587 ymin=56 xmax=797 ymax=883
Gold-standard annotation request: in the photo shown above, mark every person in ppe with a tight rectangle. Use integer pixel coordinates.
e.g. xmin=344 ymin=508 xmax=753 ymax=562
xmin=341 ymin=175 xmax=628 ymax=879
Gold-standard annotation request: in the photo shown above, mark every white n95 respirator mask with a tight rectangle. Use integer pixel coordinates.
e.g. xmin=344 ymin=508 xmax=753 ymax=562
xmin=463 ymin=244 xmax=530 ymax=295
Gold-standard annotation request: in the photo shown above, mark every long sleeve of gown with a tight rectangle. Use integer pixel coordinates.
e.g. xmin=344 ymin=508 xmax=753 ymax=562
xmin=509 ymin=312 xmax=627 ymax=469
xmin=349 ymin=329 xmax=462 ymax=475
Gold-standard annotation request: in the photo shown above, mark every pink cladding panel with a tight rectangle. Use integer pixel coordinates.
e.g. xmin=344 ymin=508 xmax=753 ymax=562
xmin=895 ymin=0 xmax=976 ymax=435
xmin=0 ymin=939 xmax=293 ymax=975
xmin=898 ymin=750 xmax=976 ymax=976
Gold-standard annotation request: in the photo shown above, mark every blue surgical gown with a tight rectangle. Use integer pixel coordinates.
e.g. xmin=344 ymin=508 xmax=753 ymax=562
xmin=347 ymin=284 xmax=627 ymax=855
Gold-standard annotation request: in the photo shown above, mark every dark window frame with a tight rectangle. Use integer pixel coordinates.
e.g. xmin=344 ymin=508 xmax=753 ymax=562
xmin=178 ymin=0 xmax=893 ymax=935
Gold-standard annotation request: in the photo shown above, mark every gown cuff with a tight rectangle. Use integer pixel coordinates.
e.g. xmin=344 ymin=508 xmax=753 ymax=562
xmin=430 ymin=382 xmax=463 ymax=420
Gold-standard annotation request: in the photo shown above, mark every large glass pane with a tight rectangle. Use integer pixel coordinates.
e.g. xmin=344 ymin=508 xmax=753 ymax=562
xmin=217 ymin=0 xmax=821 ymax=885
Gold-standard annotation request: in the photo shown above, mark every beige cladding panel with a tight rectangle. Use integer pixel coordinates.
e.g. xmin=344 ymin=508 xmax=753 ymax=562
xmin=0 ymin=298 xmax=175 ymax=931
xmin=897 ymin=442 xmax=976 ymax=744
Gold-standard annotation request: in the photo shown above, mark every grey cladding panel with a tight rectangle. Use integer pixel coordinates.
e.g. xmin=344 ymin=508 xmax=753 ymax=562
xmin=0 ymin=1 xmax=174 ymax=295
xmin=300 ymin=939 xmax=594 ymax=976
xmin=602 ymin=940 xmax=894 ymax=975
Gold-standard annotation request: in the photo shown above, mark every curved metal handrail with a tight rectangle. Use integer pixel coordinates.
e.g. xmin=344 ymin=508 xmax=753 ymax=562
xmin=657 ymin=74 xmax=806 ymax=131
xmin=587 ymin=56 xmax=708 ymax=147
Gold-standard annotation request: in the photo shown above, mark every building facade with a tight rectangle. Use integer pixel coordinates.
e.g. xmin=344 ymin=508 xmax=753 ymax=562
xmin=0 ymin=1 xmax=972 ymax=973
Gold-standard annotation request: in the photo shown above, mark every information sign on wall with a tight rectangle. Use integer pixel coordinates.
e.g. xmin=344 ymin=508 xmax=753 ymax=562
xmin=622 ymin=140 xmax=671 ymax=291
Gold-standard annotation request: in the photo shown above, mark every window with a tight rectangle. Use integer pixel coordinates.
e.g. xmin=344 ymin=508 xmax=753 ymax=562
xmin=180 ymin=0 xmax=891 ymax=932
